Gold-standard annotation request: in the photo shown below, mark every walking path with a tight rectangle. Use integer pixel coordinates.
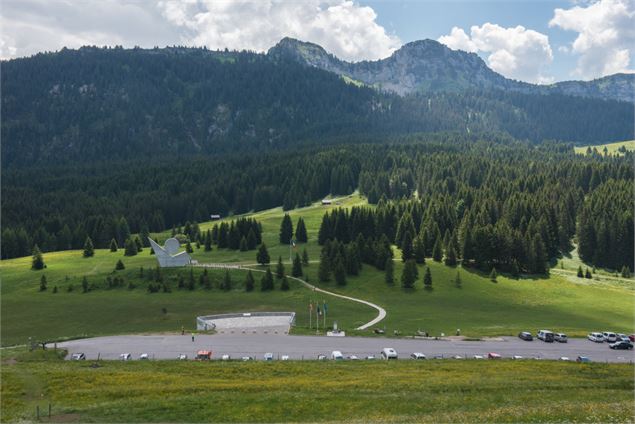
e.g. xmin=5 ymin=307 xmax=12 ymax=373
xmin=195 ymin=263 xmax=386 ymax=330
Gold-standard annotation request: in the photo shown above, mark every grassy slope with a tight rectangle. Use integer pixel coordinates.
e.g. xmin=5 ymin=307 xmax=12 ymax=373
xmin=574 ymin=139 xmax=635 ymax=156
xmin=1 ymin=192 xmax=633 ymax=346
xmin=2 ymin=349 xmax=633 ymax=423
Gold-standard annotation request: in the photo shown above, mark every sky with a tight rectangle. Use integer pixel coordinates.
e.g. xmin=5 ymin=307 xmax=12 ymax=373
xmin=1 ymin=0 xmax=633 ymax=83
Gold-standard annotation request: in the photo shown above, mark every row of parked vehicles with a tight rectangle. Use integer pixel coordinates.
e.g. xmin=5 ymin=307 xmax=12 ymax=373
xmin=518 ymin=330 xmax=568 ymax=342
xmin=587 ymin=332 xmax=634 ymax=349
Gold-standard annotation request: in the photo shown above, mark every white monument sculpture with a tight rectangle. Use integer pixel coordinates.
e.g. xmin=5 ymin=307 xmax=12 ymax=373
xmin=148 ymin=237 xmax=191 ymax=267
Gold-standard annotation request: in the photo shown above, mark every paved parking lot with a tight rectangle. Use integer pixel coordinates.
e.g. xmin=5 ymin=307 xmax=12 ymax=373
xmin=56 ymin=333 xmax=635 ymax=362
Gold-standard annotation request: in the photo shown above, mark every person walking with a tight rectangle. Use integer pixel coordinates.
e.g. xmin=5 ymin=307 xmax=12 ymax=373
xmin=191 ymin=333 xmax=195 ymax=342
xmin=181 ymin=326 xmax=185 ymax=336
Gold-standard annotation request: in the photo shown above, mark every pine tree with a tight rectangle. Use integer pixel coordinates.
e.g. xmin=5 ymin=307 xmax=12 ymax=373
xmin=140 ymin=224 xmax=150 ymax=247
xmin=52 ymin=286 xmax=58 ymax=293
xmin=124 ymin=238 xmax=138 ymax=256
xmin=295 ymin=217 xmax=308 ymax=243
xmin=178 ymin=275 xmax=185 ymax=289
xmin=511 ymin=260 xmax=520 ymax=278
xmin=134 ymin=236 xmax=143 ymax=252
xmin=110 ymin=238 xmax=118 ymax=252
xmin=82 ymin=276 xmax=89 ymax=293
xmin=39 ymin=275 xmax=47 ymax=291
xmin=31 ymin=245 xmax=45 ymax=270
xmin=276 ymin=256 xmax=285 ymax=279
xmin=185 ymin=241 xmax=193 ymax=253
xmin=83 ymin=236 xmax=94 ymax=257
xmin=585 ymin=268 xmax=592 ymax=279
xmin=246 ymin=229 xmax=257 ymax=250
xmin=204 ymin=229 xmax=212 ymax=251
xmin=261 ymin=268 xmax=274 ymax=291
xmin=280 ymin=276 xmax=290 ymax=291
xmin=187 ymin=268 xmax=195 ymax=290
xmin=432 ymin=238 xmax=443 ymax=262
xmin=577 ymin=266 xmax=584 ymax=278
xmin=334 ymin=256 xmax=346 ymax=286
xmin=279 ymin=214 xmax=294 ymax=245
xmin=621 ymin=266 xmax=632 ymax=278
xmin=115 ymin=259 xmax=125 ymax=270
xmin=413 ymin=235 xmax=426 ymax=264
xmin=292 ymin=253 xmax=303 ymax=277
xmin=222 ymin=270 xmax=232 ymax=291
xmin=401 ymin=231 xmax=413 ymax=262
xmin=318 ymin=247 xmax=331 ymax=282
xmin=444 ymin=244 xmax=457 ymax=266
xmin=385 ymin=257 xmax=394 ymax=285
xmin=245 ymin=271 xmax=255 ymax=292
xmin=239 ymin=236 xmax=248 ymax=251
xmin=490 ymin=267 xmax=497 ymax=282
xmin=256 ymin=243 xmax=270 ymax=266
xmin=423 ymin=267 xmax=432 ymax=289
xmin=454 ymin=271 xmax=462 ymax=288
xmin=401 ymin=259 xmax=418 ymax=289
xmin=302 ymin=248 xmax=310 ymax=266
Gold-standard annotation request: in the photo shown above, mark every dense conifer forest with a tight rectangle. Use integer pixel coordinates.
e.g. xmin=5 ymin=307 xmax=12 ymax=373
xmin=2 ymin=134 xmax=632 ymax=273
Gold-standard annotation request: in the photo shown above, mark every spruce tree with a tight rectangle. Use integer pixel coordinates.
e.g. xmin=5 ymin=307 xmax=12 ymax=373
xmin=401 ymin=231 xmax=413 ymax=262
xmin=124 ymin=238 xmax=138 ymax=256
xmin=83 ymin=236 xmax=94 ymax=258
xmin=110 ymin=238 xmax=118 ymax=252
xmin=279 ymin=214 xmax=294 ymax=245
xmin=401 ymin=259 xmax=418 ymax=289
xmin=245 ymin=271 xmax=255 ymax=292
xmin=444 ymin=245 xmax=457 ymax=266
xmin=188 ymin=268 xmax=195 ymax=291
xmin=413 ymin=235 xmax=426 ymax=264
xmin=239 ymin=236 xmax=248 ymax=251
xmin=204 ymin=229 xmax=212 ymax=251
xmin=432 ymin=238 xmax=443 ymax=262
xmin=577 ymin=266 xmax=584 ymax=278
xmin=423 ymin=267 xmax=432 ymax=289
xmin=334 ymin=256 xmax=347 ymax=286
xmin=39 ymin=275 xmax=47 ymax=291
xmin=621 ymin=266 xmax=631 ymax=278
xmin=134 ymin=236 xmax=143 ymax=252
xmin=292 ymin=253 xmax=303 ymax=277
xmin=295 ymin=217 xmax=308 ymax=243
xmin=185 ymin=241 xmax=193 ymax=253
xmin=385 ymin=257 xmax=394 ymax=285
xmin=455 ymin=271 xmax=462 ymax=288
xmin=52 ymin=286 xmax=58 ymax=293
xmin=222 ymin=270 xmax=232 ymax=291
xmin=276 ymin=256 xmax=285 ymax=279
xmin=261 ymin=268 xmax=274 ymax=291
xmin=302 ymin=248 xmax=310 ymax=266
xmin=115 ymin=259 xmax=125 ymax=270
xmin=256 ymin=243 xmax=270 ymax=266
xmin=318 ymin=247 xmax=331 ymax=282
xmin=490 ymin=267 xmax=497 ymax=282
xmin=511 ymin=260 xmax=520 ymax=278
xmin=82 ymin=276 xmax=89 ymax=293
xmin=246 ymin=229 xmax=257 ymax=250
xmin=280 ymin=276 xmax=290 ymax=291
xmin=585 ymin=268 xmax=592 ymax=279
xmin=31 ymin=245 xmax=45 ymax=270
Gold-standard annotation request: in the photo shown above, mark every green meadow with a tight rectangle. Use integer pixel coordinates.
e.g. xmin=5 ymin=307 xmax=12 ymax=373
xmin=574 ymin=139 xmax=635 ymax=156
xmin=1 ymin=192 xmax=633 ymax=346
xmin=1 ymin=348 xmax=633 ymax=423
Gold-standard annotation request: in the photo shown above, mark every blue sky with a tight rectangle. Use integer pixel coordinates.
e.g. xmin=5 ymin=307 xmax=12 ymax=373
xmin=1 ymin=0 xmax=633 ymax=83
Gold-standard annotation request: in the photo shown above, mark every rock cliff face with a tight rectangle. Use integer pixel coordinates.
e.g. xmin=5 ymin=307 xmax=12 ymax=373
xmin=268 ymin=37 xmax=634 ymax=103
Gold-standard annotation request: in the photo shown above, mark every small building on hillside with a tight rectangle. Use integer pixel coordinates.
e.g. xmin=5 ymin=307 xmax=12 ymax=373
xmin=210 ymin=214 xmax=221 ymax=220
xmin=321 ymin=199 xmax=332 ymax=206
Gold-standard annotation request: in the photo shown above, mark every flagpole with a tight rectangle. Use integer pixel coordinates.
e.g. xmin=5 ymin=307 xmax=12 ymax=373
xmin=323 ymin=300 xmax=326 ymax=329
xmin=309 ymin=301 xmax=312 ymax=330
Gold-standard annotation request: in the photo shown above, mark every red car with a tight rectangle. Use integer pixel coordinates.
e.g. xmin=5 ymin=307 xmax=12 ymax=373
xmin=629 ymin=334 xmax=635 ymax=342
xmin=488 ymin=352 xmax=501 ymax=359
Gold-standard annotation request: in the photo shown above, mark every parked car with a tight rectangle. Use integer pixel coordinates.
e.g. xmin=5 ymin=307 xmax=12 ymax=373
xmin=518 ymin=331 xmax=533 ymax=341
xmin=381 ymin=347 xmax=398 ymax=360
xmin=195 ymin=350 xmax=212 ymax=360
xmin=602 ymin=332 xmax=617 ymax=343
xmin=537 ymin=330 xmax=554 ymax=342
xmin=587 ymin=332 xmax=604 ymax=342
xmin=555 ymin=333 xmax=568 ymax=343
xmin=139 ymin=353 xmax=149 ymax=360
xmin=559 ymin=356 xmax=570 ymax=361
xmin=609 ymin=341 xmax=633 ymax=350
xmin=221 ymin=354 xmax=230 ymax=361
xmin=317 ymin=354 xmax=327 ymax=361
xmin=410 ymin=352 xmax=426 ymax=360
xmin=576 ymin=356 xmax=591 ymax=363
xmin=487 ymin=352 xmax=501 ymax=359
xmin=616 ymin=333 xmax=630 ymax=342
xmin=241 ymin=356 xmax=252 ymax=361
xmin=119 ymin=353 xmax=131 ymax=361
xmin=281 ymin=355 xmax=289 ymax=361
xmin=629 ymin=334 xmax=635 ymax=342
xmin=348 ymin=355 xmax=360 ymax=360
xmin=331 ymin=350 xmax=344 ymax=360
xmin=473 ymin=355 xmax=484 ymax=360
xmin=70 ymin=352 xmax=86 ymax=360
xmin=264 ymin=352 xmax=274 ymax=361
xmin=365 ymin=355 xmax=376 ymax=360
xmin=512 ymin=355 xmax=523 ymax=360
xmin=177 ymin=354 xmax=188 ymax=360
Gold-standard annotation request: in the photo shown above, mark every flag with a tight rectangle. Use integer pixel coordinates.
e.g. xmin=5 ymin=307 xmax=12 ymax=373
xmin=323 ymin=301 xmax=328 ymax=314
xmin=309 ymin=301 xmax=313 ymax=312
xmin=317 ymin=305 xmax=322 ymax=316
xmin=292 ymin=239 xmax=296 ymax=249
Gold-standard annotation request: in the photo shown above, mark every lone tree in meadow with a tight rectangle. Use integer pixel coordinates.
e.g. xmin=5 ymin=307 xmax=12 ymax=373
xmin=585 ymin=268 xmax=592 ymax=279
xmin=280 ymin=276 xmax=290 ymax=291
xmin=302 ymin=248 xmax=310 ymax=266
xmin=115 ymin=259 xmax=125 ymax=270
xmin=83 ymin=236 xmax=94 ymax=258
xmin=222 ymin=270 xmax=232 ymax=291
xmin=31 ymin=245 xmax=45 ymax=270
xmin=110 ymin=238 xmax=118 ymax=252
xmin=295 ymin=217 xmax=308 ymax=243
xmin=124 ymin=238 xmax=138 ymax=256
xmin=385 ymin=257 xmax=394 ymax=285
xmin=279 ymin=214 xmax=294 ymax=244
xmin=39 ymin=275 xmax=47 ymax=291
xmin=292 ymin=253 xmax=303 ymax=277
xmin=261 ymin=267 xmax=274 ymax=291
xmin=401 ymin=259 xmax=418 ymax=289
xmin=577 ymin=266 xmax=584 ymax=278
xmin=256 ymin=243 xmax=270 ymax=266
xmin=490 ymin=267 xmax=497 ymax=282
xmin=276 ymin=256 xmax=285 ymax=279
xmin=423 ymin=266 xmax=432 ymax=289
xmin=245 ymin=271 xmax=255 ymax=292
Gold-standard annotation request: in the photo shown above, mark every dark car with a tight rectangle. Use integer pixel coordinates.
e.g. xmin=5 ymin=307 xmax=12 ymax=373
xmin=609 ymin=341 xmax=633 ymax=350
xmin=518 ymin=331 xmax=533 ymax=341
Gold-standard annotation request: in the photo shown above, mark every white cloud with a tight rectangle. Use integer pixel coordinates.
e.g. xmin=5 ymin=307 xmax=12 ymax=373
xmin=549 ymin=0 xmax=635 ymax=79
xmin=157 ymin=0 xmax=400 ymax=62
xmin=439 ymin=23 xmax=554 ymax=84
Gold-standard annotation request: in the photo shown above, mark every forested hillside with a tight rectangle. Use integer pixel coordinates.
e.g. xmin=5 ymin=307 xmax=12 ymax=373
xmin=1 ymin=46 xmax=633 ymax=166
xmin=2 ymin=135 xmax=633 ymax=273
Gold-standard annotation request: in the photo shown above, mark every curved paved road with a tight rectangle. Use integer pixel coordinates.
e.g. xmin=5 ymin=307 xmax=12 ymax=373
xmin=196 ymin=263 xmax=386 ymax=330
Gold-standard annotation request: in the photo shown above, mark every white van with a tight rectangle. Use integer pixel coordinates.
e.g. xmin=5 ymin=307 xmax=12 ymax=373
xmin=381 ymin=347 xmax=398 ymax=360
xmin=331 ymin=350 xmax=344 ymax=360
xmin=537 ymin=330 xmax=554 ymax=342
xmin=602 ymin=332 xmax=617 ymax=342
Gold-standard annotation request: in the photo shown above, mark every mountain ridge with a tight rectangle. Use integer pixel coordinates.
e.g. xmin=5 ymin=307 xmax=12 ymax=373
xmin=268 ymin=37 xmax=635 ymax=103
